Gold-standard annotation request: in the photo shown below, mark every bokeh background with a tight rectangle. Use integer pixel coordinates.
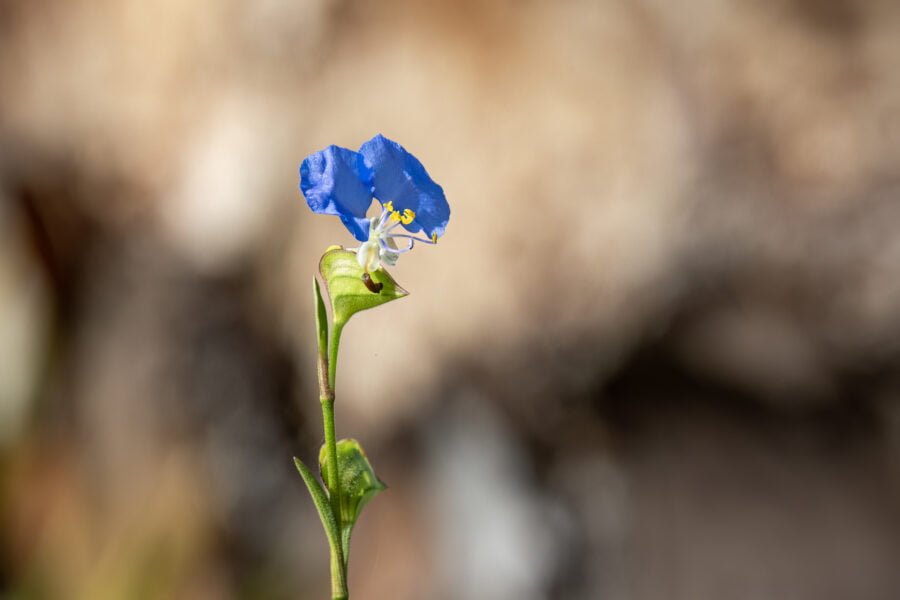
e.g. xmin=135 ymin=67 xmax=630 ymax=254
xmin=2 ymin=1 xmax=900 ymax=598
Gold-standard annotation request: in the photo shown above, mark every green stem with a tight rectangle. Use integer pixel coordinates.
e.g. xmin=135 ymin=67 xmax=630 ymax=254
xmin=322 ymin=319 xmax=345 ymax=535
xmin=329 ymin=555 xmax=348 ymax=600
xmin=320 ymin=395 xmax=346 ymax=599
xmin=319 ymin=318 xmax=347 ymax=599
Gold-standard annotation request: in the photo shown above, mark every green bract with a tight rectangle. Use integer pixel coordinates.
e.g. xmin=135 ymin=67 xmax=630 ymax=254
xmin=319 ymin=438 xmax=386 ymax=565
xmin=319 ymin=248 xmax=407 ymax=326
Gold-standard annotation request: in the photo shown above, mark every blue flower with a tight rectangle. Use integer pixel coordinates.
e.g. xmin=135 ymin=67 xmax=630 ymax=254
xmin=300 ymin=135 xmax=449 ymax=272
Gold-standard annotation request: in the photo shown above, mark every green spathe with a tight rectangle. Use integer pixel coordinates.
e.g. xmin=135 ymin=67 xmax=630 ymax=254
xmin=319 ymin=438 xmax=387 ymax=565
xmin=319 ymin=248 xmax=407 ymax=326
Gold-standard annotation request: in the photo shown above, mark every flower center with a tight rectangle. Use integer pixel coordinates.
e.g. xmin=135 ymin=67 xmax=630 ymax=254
xmin=354 ymin=201 xmax=438 ymax=273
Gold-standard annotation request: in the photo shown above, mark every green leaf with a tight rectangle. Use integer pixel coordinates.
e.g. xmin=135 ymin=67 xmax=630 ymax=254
xmin=293 ymin=457 xmax=341 ymax=554
xmin=319 ymin=248 xmax=408 ymax=326
xmin=313 ymin=277 xmax=329 ymax=360
xmin=319 ymin=439 xmax=387 ymax=563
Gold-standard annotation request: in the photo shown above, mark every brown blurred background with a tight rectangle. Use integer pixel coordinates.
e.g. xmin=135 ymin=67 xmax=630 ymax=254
xmin=1 ymin=0 xmax=900 ymax=598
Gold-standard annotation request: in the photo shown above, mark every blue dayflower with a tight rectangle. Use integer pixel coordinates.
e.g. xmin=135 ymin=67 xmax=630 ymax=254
xmin=300 ymin=135 xmax=449 ymax=272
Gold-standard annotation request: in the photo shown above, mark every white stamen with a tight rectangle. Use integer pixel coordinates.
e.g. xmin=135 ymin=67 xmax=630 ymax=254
xmin=361 ymin=203 xmax=435 ymax=270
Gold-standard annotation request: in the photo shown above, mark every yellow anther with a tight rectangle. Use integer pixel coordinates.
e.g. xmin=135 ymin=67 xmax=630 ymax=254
xmin=431 ymin=232 xmax=438 ymax=243
xmin=401 ymin=209 xmax=415 ymax=225
xmin=389 ymin=211 xmax=401 ymax=222
xmin=382 ymin=201 xmax=394 ymax=212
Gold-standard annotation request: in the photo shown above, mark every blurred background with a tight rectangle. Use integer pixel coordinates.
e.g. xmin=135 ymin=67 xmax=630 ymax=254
xmin=1 ymin=0 xmax=900 ymax=598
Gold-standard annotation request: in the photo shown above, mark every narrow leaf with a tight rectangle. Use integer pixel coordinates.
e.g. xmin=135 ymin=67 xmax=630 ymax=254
xmin=294 ymin=457 xmax=341 ymax=552
xmin=313 ymin=277 xmax=329 ymax=360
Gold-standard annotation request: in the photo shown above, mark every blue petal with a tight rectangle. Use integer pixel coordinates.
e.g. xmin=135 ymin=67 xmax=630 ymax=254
xmin=359 ymin=134 xmax=450 ymax=239
xmin=299 ymin=145 xmax=374 ymax=241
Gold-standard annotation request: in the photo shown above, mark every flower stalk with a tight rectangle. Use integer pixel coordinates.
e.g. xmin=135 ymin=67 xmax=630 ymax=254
xmin=314 ymin=278 xmax=347 ymax=599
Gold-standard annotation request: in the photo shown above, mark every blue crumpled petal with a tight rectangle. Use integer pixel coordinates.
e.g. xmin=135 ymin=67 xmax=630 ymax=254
xmin=300 ymin=145 xmax=374 ymax=241
xmin=359 ymin=134 xmax=450 ymax=240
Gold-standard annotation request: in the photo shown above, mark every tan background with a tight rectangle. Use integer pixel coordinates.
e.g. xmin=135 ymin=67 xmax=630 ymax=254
xmin=1 ymin=1 xmax=899 ymax=598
